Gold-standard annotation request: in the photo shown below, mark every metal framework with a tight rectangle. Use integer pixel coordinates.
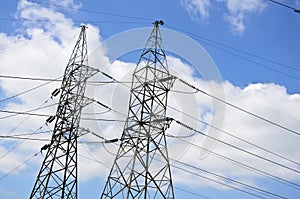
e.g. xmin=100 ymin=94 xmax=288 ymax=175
xmin=29 ymin=25 xmax=96 ymax=199
xmin=101 ymin=20 xmax=176 ymax=199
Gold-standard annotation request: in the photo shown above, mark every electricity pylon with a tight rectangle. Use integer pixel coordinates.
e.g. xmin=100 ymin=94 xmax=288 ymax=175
xmin=101 ymin=20 xmax=176 ymax=199
xmin=29 ymin=25 xmax=96 ymax=199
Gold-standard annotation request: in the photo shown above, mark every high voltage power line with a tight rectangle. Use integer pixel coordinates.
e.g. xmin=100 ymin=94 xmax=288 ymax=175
xmin=173 ymin=136 xmax=300 ymax=190
xmin=164 ymin=24 xmax=300 ymax=73
xmin=173 ymin=118 xmax=300 ymax=174
xmin=0 ymin=74 xmax=62 ymax=82
xmin=1 ymin=86 xmax=298 ymax=194
xmin=78 ymin=136 xmax=288 ymax=198
xmin=1 ymin=95 xmax=298 ymax=190
xmin=1 ymin=110 xmax=298 ymax=196
xmin=2 ymin=70 xmax=300 ymax=165
xmin=177 ymin=78 xmax=300 ymax=137
xmin=86 ymin=72 xmax=300 ymax=189
xmin=269 ymin=0 xmax=300 ymax=13
xmin=27 ymin=0 xmax=154 ymax=22
xmin=168 ymin=105 xmax=300 ymax=166
xmin=0 ymin=7 xmax=299 ymax=196
xmin=89 ymin=147 xmax=286 ymax=199
xmin=0 ymin=76 xmax=62 ymax=103
xmin=0 ymin=152 xmax=40 ymax=181
xmin=1 ymin=68 xmax=299 ymax=174
xmin=1 ymin=0 xmax=298 ymax=82
xmin=2 ymin=90 xmax=300 ymax=169
xmin=0 ymin=140 xmax=289 ymax=199
xmin=0 ymin=103 xmax=58 ymax=120
xmin=1 ymin=69 xmax=299 ymax=182
xmin=0 ymin=17 xmax=151 ymax=24
xmin=92 ymin=68 xmax=300 ymax=138
xmin=77 ymin=134 xmax=288 ymax=198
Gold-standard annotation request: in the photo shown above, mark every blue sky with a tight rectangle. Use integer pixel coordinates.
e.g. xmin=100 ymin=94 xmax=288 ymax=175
xmin=0 ymin=0 xmax=300 ymax=198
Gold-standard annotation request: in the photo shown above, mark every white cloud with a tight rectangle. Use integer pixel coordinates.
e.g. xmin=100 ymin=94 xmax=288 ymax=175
xmin=181 ymin=0 xmax=211 ymax=19
xmin=170 ymin=79 xmax=300 ymax=188
xmin=49 ymin=0 xmax=82 ymax=10
xmin=0 ymin=0 xmax=300 ymax=198
xmin=0 ymin=0 xmax=104 ymax=189
xmin=90 ymin=55 xmax=300 ymax=191
xmin=181 ymin=0 xmax=267 ymax=35
xmin=222 ymin=0 xmax=266 ymax=35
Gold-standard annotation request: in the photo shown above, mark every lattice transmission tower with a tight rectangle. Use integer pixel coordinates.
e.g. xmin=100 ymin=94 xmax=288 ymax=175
xmin=101 ymin=20 xmax=175 ymax=199
xmin=29 ymin=25 xmax=97 ymax=199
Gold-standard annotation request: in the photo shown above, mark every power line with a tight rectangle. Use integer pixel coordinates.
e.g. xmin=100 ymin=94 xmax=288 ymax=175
xmin=173 ymin=186 xmax=210 ymax=199
xmin=0 ymin=74 xmax=132 ymax=84
xmin=28 ymin=0 xmax=154 ymax=22
xmin=79 ymin=122 xmax=295 ymax=198
xmin=0 ymin=135 xmax=49 ymax=142
xmin=149 ymin=140 xmax=287 ymax=198
xmin=0 ymin=26 xmax=80 ymax=54
xmin=269 ymin=0 xmax=300 ymax=13
xmin=0 ymin=109 xmax=127 ymax=122
xmin=177 ymin=78 xmax=300 ymax=137
xmin=82 ymin=143 xmax=270 ymax=198
xmin=0 ymin=75 xmax=62 ymax=103
xmin=85 ymin=128 xmax=298 ymax=198
xmin=174 ymin=118 xmax=300 ymax=175
xmin=0 ymin=103 xmax=58 ymax=120
xmin=172 ymin=159 xmax=286 ymax=199
xmin=171 ymin=164 xmax=271 ymax=199
xmin=164 ymin=24 xmax=300 ymax=80
xmin=0 ymin=134 xmax=113 ymax=143
xmin=114 ymin=134 xmax=287 ymax=199
xmin=171 ymin=136 xmax=300 ymax=190
xmin=81 ymin=117 xmax=127 ymax=122
xmin=0 ymin=97 xmax=53 ymax=143
xmin=0 ymin=74 xmax=62 ymax=82
xmin=0 ymin=152 xmax=39 ymax=182
xmin=90 ymin=69 xmax=300 ymax=147
xmin=168 ymin=105 xmax=300 ymax=166
xmin=78 ymin=120 xmax=292 ymax=198
xmin=0 ymin=109 xmax=50 ymax=117
xmin=78 ymin=151 xmax=212 ymax=199
xmin=0 ymin=17 xmax=150 ymax=25
xmin=8 ymin=130 xmax=52 ymax=137
xmin=89 ymin=68 xmax=300 ymax=137
xmin=165 ymin=24 xmax=300 ymax=72
xmin=88 ymin=70 xmax=300 ymax=169
xmin=0 ymin=95 xmax=127 ymax=122
xmin=0 ymin=125 xmax=45 ymax=160
xmin=74 ymin=92 xmax=300 ymax=190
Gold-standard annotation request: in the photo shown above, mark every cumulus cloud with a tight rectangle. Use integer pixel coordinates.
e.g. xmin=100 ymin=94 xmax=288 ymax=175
xmin=94 ymin=56 xmax=300 ymax=193
xmin=0 ymin=0 xmax=104 ymax=191
xmin=0 ymin=0 xmax=300 ymax=198
xmin=180 ymin=0 xmax=211 ymax=19
xmin=49 ymin=0 xmax=82 ymax=9
xmin=181 ymin=0 xmax=267 ymax=35
xmin=222 ymin=0 xmax=266 ymax=35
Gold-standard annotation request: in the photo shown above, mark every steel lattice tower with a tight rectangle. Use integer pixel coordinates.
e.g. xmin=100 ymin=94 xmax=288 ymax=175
xmin=30 ymin=25 xmax=96 ymax=199
xmin=101 ymin=20 xmax=175 ymax=199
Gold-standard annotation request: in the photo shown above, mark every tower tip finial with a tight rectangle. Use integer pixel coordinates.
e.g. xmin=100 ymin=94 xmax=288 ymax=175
xmin=153 ymin=20 xmax=164 ymax=27
xmin=80 ymin=23 xmax=88 ymax=29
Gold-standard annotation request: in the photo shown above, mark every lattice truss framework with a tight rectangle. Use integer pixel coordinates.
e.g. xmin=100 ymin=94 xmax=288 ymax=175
xmin=101 ymin=21 xmax=176 ymax=199
xmin=29 ymin=25 xmax=97 ymax=199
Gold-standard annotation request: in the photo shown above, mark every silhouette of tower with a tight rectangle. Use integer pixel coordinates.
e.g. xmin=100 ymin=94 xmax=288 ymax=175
xmin=30 ymin=25 xmax=96 ymax=199
xmin=101 ymin=20 xmax=175 ymax=199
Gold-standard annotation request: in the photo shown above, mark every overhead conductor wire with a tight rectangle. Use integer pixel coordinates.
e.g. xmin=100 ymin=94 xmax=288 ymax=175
xmin=88 ymin=69 xmax=300 ymax=190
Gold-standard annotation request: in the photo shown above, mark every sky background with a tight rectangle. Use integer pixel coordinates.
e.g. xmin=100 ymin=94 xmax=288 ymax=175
xmin=0 ymin=0 xmax=300 ymax=198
